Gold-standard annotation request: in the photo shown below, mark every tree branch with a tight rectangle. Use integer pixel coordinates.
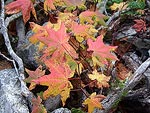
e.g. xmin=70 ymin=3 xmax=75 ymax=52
xmin=5 ymin=12 xmax=22 ymax=27
xmin=0 ymin=0 xmax=24 ymax=79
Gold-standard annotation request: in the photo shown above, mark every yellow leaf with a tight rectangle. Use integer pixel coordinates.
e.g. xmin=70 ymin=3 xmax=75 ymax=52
xmin=110 ymin=2 xmax=128 ymax=11
xmin=88 ymin=70 xmax=110 ymax=88
xmin=83 ymin=92 xmax=105 ymax=113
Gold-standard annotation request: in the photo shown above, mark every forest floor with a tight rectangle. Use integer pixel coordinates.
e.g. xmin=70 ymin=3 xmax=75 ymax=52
xmin=0 ymin=0 xmax=150 ymax=113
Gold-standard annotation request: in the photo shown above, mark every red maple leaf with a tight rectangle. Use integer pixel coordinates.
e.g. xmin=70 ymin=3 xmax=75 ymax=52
xmin=87 ymin=35 xmax=117 ymax=63
xmin=132 ymin=19 xmax=146 ymax=32
xmin=5 ymin=0 xmax=37 ymax=23
xmin=37 ymin=22 xmax=78 ymax=59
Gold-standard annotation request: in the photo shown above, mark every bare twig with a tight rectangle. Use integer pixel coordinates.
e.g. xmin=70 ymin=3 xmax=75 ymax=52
xmin=0 ymin=0 xmax=24 ymax=79
xmin=5 ymin=12 xmax=22 ymax=27
xmin=0 ymin=52 xmax=19 ymax=76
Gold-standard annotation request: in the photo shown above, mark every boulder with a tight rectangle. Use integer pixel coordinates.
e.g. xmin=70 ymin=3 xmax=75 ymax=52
xmin=0 ymin=69 xmax=29 ymax=113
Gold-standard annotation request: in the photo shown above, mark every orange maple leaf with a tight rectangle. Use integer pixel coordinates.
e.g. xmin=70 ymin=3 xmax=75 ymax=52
xmin=83 ymin=92 xmax=105 ymax=113
xmin=31 ymin=96 xmax=47 ymax=113
xmin=132 ymin=19 xmax=146 ymax=32
xmin=33 ymin=60 xmax=74 ymax=105
xmin=87 ymin=35 xmax=117 ymax=64
xmin=5 ymin=0 xmax=37 ymax=23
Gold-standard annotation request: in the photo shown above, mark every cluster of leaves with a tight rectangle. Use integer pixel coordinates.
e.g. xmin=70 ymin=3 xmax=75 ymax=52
xmin=5 ymin=0 xmax=119 ymax=112
xmin=108 ymin=0 xmax=146 ymax=14
xmin=128 ymin=0 xmax=146 ymax=10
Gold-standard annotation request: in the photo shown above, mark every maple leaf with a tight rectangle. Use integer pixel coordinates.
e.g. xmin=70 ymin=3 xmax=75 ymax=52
xmin=31 ymin=96 xmax=47 ymax=113
xmin=71 ymin=22 xmax=89 ymax=35
xmin=70 ymin=22 xmax=89 ymax=42
xmin=44 ymin=0 xmax=56 ymax=13
xmin=110 ymin=2 xmax=128 ymax=11
xmin=31 ymin=22 xmax=78 ymax=59
xmin=33 ymin=60 xmax=74 ymax=105
xmin=87 ymin=35 xmax=117 ymax=64
xmin=88 ymin=70 xmax=110 ymax=88
xmin=25 ymin=66 xmax=45 ymax=90
xmin=132 ymin=19 xmax=146 ymax=32
xmin=70 ymin=21 xmax=97 ymax=42
xmin=83 ymin=92 xmax=105 ymax=113
xmin=79 ymin=10 xmax=107 ymax=26
xmin=5 ymin=0 xmax=37 ymax=23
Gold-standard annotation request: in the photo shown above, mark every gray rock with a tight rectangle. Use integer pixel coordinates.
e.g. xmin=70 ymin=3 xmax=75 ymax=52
xmin=0 ymin=69 xmax=29 ymax=113
xmin=51 ymin=108 xmax=71 ymax=113
xmin=44 ymin=95 xmax=62 ymax=112
xmin=16 ymin=31 xmax=42 ymax=69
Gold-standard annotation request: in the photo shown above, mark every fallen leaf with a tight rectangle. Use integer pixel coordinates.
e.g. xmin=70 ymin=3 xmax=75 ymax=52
xmin=87 ymin=35 xmax=117 ymax=64
xmin=115 ymin=62 xmax=131 ymax=80
xmin=83 ymin=92 xmax=105 ymax=113
xmin=132 ymin=19 xmax=146 ymax=32
xmin=88 ymin=70 xmax=110 ymax=88
xmin=110 ymin=2 xmax=127 ymax=11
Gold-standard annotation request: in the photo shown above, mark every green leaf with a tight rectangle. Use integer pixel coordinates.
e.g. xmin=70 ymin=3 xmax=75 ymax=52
xmin=71 ymin=108 xmax=85 ymax=113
